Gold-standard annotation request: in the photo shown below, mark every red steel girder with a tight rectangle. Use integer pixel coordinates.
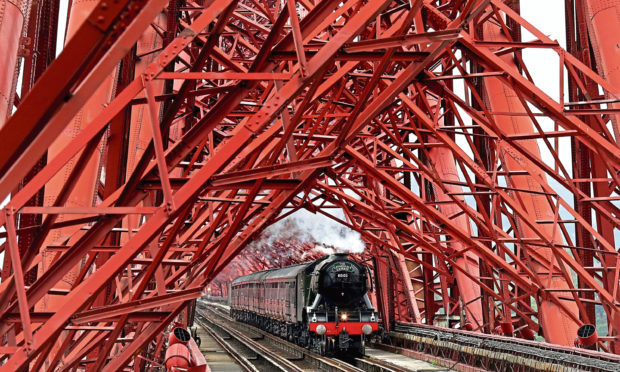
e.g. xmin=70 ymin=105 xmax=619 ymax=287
xmin=0 ymin=0 xmax=619 ymax=370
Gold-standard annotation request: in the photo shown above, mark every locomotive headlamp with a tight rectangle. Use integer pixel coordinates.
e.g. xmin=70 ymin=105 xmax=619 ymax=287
xmin=340 ymin=313 xmax=348 ymax=321
xmin=316 ymin=324 xmax=327 ymax=335
xmin=362 ymin=324 xmax=373 ymax=335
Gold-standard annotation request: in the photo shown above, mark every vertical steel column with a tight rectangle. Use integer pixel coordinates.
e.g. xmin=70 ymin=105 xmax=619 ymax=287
xmin=373 ymin=253 xmax=393 ymax=332
xmin=579 ymin=0 xmax=620 ymax=352
xmin=0 ymin=0 xmax=28 ymax=285
xmin=37 ymin=0 xmax=119 ymax=313
xmin=14 ymin=0 xmax=60 ymax=288
xmin=0 ymin=0 xmax=27 ymax=123
xmin=583 ymin=0 xmax=620 ymax=138
xmin=427 ymin=106 xmax=484 ymax=328
xmin=482 ymin=22 xmax=580 ymax=345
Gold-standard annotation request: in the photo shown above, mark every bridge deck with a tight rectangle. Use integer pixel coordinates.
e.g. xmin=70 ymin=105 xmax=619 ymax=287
xmin=196 ymin=322 xmax=243 ymax=372
xmin=365 ymin=347 xmax=448 ymax=372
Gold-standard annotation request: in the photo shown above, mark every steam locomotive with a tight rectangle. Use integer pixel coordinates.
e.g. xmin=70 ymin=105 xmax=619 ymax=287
xmin=229 ymin=254 xmax=379 ymax=355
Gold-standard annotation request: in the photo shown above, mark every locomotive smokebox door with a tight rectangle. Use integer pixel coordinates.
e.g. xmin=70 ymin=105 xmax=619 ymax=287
xmin=320 ymin=258 xmax=367 ymax=305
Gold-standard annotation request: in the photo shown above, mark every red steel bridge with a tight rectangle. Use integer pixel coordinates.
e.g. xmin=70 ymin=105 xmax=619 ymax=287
xmin=0 ymin=0 xmax=619 ymax=370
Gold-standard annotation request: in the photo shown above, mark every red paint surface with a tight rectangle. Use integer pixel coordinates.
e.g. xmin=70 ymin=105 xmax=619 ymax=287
xmin=309 ymin=321 xmax=379 ymax=336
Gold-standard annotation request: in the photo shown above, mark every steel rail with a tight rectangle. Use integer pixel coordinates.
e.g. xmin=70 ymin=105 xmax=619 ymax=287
xmin=197 ymin=312 xmax=304 ymax=372
xmin=198 ymin=306 xmax=369 ymax=372
xmin=193 ymin=316 xmax=261 ymax=372
xmin=200 ymin=302 xmax=423 ymax=372
xmin=196 ymin=310 xmax=322 ymax=371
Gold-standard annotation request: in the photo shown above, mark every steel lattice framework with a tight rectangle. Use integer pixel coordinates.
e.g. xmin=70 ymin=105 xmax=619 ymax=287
xmin=0 ymin=0 xmax=619 ymax=370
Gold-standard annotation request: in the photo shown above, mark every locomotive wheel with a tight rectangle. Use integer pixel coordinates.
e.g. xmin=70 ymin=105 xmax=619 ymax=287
xmin=358 ymin=336 xmax=365 ymax=356
xmin=300 ymin=329 xmax=309 ymax=347
xmin=347 ymin=336 xmax=365 ymax=356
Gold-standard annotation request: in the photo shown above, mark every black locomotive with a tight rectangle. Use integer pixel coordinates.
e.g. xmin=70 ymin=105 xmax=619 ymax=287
xmin=230 ymin=254 xmax=378 ymax=355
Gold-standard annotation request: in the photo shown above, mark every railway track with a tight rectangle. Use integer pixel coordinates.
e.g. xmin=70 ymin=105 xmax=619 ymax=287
xmin=195 ymin=315 xmax=262 ymax=372
xmin=195 ymin=304 xmax=423 ymax=372
xmin=195 ymin=313 xmax=311 ymax=371
xmin=196 ymin=301 xmax=620 ymax=372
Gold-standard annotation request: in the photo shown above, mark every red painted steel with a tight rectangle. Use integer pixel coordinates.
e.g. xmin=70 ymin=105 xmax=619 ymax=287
xmin=481 ymin=21 xmax=579 ymax=346
xmin=36 ymin=0 xmax=118 ymax=315
xmin=308 ymin=322 xmax=379 ymax=336
xmin=584 ymin=0 xmax=620 ymax=139
xmin=0 ymin=0 xmax=27 ymax=123
xmin=164 ymin=343 xmax=191 ymax=370
xmin=426 ymin=95 xmax=483 ymax=329
xmin=0 ymin=0 xmax=619 ymax=370
xmin=164 ymin=326 xmax=208 ymax=372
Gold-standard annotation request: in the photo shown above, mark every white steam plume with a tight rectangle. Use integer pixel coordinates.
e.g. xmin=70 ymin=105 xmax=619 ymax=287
xmin=264 ymin=209 xmax=366 ymax=253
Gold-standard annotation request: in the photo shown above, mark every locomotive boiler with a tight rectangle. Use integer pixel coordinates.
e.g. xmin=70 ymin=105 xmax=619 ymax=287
xmin=229 ymin=254 xmax=378 ymax=355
